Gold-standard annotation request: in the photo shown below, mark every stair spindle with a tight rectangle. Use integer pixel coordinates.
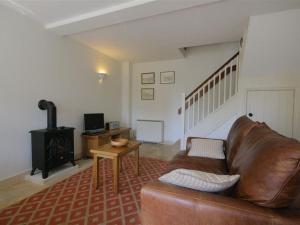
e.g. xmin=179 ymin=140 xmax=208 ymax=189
xmin=229 ymin=62 xmax=232 ymax=97
xmin=235 ymin=57 xmax=239 ymax=94
xmin=202 ymin=87 xmax=205 ymax=120
xmin=206 ymin=83 xmax=209 ymax=117
xmin=218 ymin=72 xmax=221 ymax=108
xmin=179 ymin=52 xmax=239 ymax=137
xmin=223 ymin=67 xmax=227 ymax=103
xmin=213 ymin=76 xmax=216 ymax=112
xmin=197 ymin=90 xmax=200 ymax=122
xmin=192 ymin=94 xmax=195 ymax=127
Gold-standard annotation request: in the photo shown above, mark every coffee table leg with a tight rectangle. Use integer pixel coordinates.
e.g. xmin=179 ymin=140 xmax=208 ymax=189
xmin=113 ymin=157 xmax=120 ymax=193
xmin=135 ymin=148 xmax=140 ymax=176
xmin=93 ymin=155 xmax=100 ymax=190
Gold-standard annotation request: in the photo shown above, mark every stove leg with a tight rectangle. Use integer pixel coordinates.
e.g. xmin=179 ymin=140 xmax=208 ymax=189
xmin=42 ymin=170 xmax=48 ymax=179
xmin=71 ymin=160 xmax=76 ymax=166
xmin=30 ymin=168 xmax=36 ymax=176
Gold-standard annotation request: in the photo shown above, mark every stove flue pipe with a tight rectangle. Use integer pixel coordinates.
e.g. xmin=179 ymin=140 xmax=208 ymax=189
xmin=38 ymin=100 xmax=57 ymax=129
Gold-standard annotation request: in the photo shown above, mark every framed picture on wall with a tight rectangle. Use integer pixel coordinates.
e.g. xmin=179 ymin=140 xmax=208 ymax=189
xmin=141 ymin=72 xmax=155 ymax=84
xmin=160 ymin=71 xmax=175 ymax=84
xmin=141 ymin=88 xmax=154 ymax=100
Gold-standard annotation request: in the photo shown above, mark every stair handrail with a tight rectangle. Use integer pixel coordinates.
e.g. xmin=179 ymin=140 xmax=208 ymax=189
xmin=186 ymin=52 xmax=239 ymax=100
xmin=178 ymin=52 xmax=239 ymax=114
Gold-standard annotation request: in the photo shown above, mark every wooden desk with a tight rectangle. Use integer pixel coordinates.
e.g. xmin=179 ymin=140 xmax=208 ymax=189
xmin=82 ymin=128 xmax=130 ymax=158
xmin=91 ymin=140 xmax=141 ymax=193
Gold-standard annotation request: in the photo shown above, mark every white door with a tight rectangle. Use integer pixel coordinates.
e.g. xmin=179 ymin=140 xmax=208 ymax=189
xmin=246 ymin=89 xmax=294 ymax=137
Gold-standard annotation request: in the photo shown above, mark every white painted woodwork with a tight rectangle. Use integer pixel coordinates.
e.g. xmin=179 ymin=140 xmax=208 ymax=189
xmin=213 ymin=77 xmax=216 ymax=112
xmin=207 ymin=83 xmax=210 ymax=116
xmin=180 ymin=93 xmax=186 ymax=149
xmin=235 ymin=57 xmax=239 ymax=93
xmin=218 ymin=72 xmax=221 ymax=107
xmin=229 ymin=62 xmax=232 ymax=97
xmin=194 ymin=96 xmax=196 ymax=126
xmin=183 ymin=54 xmax=239 ymax=136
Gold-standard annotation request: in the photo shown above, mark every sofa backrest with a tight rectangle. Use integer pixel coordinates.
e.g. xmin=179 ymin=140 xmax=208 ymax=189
xmin=226 ymin=116 xmax=259 ymax=170
xmin=231 ymin=125 xmax=300 ymax=208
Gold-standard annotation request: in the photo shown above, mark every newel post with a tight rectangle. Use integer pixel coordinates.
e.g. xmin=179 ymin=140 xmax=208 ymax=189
xmin=180 ymin=93 xmax=186 ymax=150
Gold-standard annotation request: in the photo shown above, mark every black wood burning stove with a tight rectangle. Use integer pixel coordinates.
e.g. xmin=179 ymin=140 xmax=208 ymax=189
xmin=30 ymin=100 xmax=75 ymax=179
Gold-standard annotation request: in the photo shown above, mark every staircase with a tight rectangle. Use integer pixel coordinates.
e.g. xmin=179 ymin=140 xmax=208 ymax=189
xmin=179 ymin=52 xmax=240 ymax=149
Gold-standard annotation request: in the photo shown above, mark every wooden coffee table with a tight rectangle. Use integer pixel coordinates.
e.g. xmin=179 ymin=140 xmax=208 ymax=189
xmin=90 ymin=140 xmax=141 ymax=193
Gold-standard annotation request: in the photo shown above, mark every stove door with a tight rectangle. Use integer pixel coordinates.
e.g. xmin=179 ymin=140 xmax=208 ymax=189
xmin=46 ymin=131 xmax=74 ymax=169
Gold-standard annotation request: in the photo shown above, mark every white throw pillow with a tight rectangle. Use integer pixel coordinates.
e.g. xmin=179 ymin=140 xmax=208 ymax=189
xmin=159 ymin=169 xmax=240 ymax=192
xmin=188 ymin=138 xmax=225 ymax=159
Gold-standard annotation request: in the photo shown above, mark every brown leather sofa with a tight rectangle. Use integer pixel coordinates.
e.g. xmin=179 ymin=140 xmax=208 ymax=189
xmin=141 ymin=116 xmax=300 ymax=225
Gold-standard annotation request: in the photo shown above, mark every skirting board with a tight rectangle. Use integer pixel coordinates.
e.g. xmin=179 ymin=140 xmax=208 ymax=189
xmin=25 ymin=164 xmax=80 ymax=185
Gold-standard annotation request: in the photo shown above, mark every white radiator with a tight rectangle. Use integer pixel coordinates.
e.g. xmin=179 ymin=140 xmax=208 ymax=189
xmin=136 ymin=120 xmax=164 ymax=143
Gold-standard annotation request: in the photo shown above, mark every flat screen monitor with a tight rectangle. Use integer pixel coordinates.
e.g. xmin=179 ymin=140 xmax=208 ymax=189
xmin=84 ymin=113 xmax=104 ymax=132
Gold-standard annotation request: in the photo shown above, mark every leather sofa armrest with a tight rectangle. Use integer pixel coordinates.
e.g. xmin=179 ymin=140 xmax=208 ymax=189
xmin=141 ymin=181 xmax=300 ymax=225
xmin=186 ymin=136 xmax=226 ymax=153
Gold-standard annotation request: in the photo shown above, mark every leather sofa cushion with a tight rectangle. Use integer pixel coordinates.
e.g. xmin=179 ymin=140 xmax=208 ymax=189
xmin=142 ymin=181 xmax=300 ymax=225
xmin=226 ymin=116 xmax=259 ymax=171
xmin=291 ymin=192 xmax=300 ymax=209
xmin=164 ymin=151 xmax=228 ymax=175
xmin=231 ymin=125 xmax=300 ymax=208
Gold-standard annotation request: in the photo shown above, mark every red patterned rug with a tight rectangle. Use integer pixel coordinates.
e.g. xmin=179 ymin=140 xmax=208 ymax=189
xmin=0 ymin=157 xmax=167 ymax=225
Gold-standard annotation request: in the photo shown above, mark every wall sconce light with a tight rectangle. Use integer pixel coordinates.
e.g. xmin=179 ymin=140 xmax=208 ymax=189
xmin=97 ymin=72 xmax=107 ymax=84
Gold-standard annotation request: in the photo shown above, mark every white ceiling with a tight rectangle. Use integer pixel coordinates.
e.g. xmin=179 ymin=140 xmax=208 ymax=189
xmin=3 ymin=0 xmax=300 ymax=62
xmin=13 ymin=0 xmax=134 ymax=24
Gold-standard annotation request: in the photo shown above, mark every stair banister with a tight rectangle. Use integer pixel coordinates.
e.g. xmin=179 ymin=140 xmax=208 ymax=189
xmin=179 ymin=52 xmax=239 ymax=149
xmin=185 ymin=52 xmax=239 ymax=100
xmin=178 ymin=52 xmax=239 ymax=114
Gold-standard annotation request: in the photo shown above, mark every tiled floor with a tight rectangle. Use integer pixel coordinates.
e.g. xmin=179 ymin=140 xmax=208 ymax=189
xmin=0 ymin=159 xmax=93 ymax=210
xmin=0 ymin=142 xmax=180 ymax=210
xmin=139 ymin=141 xmax=180 ymax=161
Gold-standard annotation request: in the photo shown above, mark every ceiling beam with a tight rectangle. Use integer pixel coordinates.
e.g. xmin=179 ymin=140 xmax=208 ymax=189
xmin=46 ymin=0 xmax=157 ymax=30
xmin=45 ymin=0 xmax=222 ymax=36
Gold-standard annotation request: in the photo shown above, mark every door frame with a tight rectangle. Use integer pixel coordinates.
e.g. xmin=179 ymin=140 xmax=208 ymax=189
xmin=245 ymin=88 xmax=295 ymax=137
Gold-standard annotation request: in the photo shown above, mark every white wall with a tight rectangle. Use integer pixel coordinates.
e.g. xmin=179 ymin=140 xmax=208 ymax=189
xmin=186 ymin=9 xmax=300 ymax=142
xmin=0 ymin=6 xmax=122 ymax=180
xmin=131 ymin=42 xmax=239 ymax=144
xmin=238 ymin=9 xmax=300 ymax=140
xmin=240 ymin=9 xmax=300 ymax=77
